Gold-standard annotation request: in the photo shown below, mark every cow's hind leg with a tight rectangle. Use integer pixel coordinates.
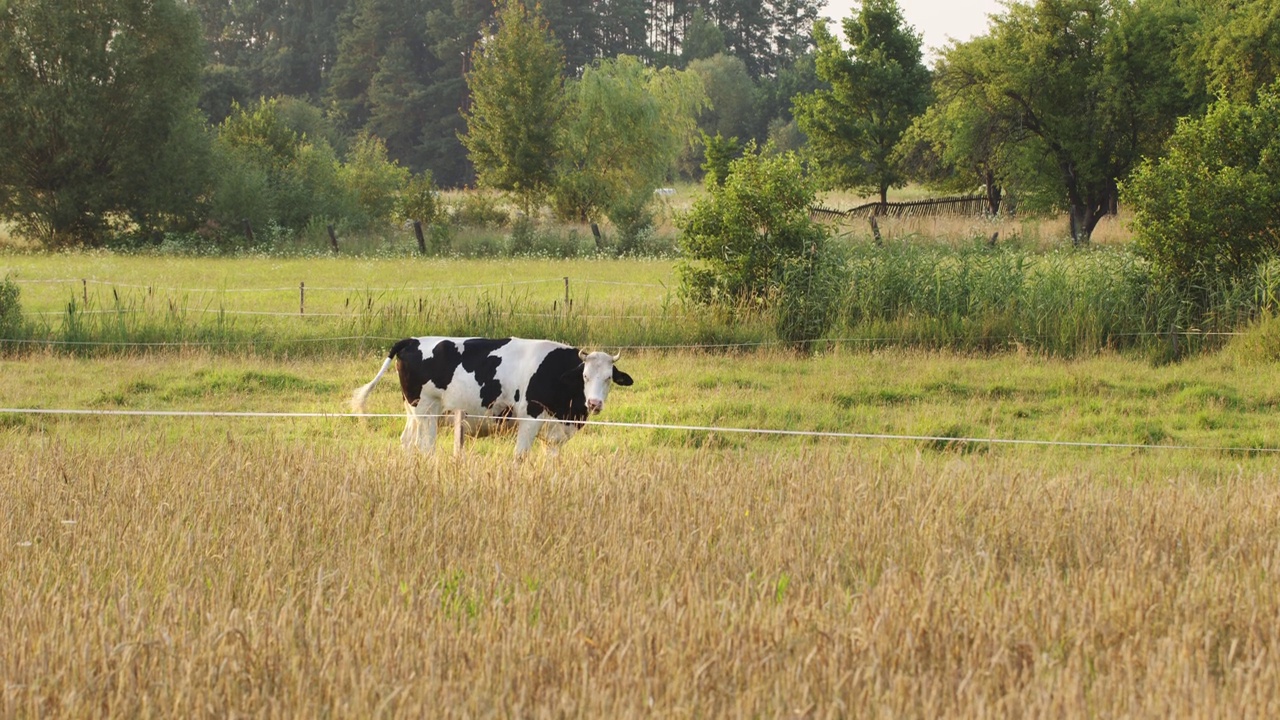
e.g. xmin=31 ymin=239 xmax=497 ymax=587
xmin=413 ymin=399 xmax=442 ymax=452
xmin=401 ymin=401 xmax=418 ymax=449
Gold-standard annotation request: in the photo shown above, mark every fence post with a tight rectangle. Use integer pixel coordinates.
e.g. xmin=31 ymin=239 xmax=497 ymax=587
xmin=453 ymin=409 xmax=465 ymax=455
xmin=563 ymin=276 xmax=570 ymax=307
xmin=82 ymin=279 xmax=87 ymax=305
xmin=327 ymin=224 xmax=339 ymax=253
xmin=300 ymin=282 xmax=305 ymax=315
xmin=590 ymin=223 xmax=602 ymax=249
xmin=869 ymin=216 xmax=883 ymax=245
xmin=242 ymin=219 xmax=254 ymax=243
xmin=414 ymin=221 xmax=427 ymax=254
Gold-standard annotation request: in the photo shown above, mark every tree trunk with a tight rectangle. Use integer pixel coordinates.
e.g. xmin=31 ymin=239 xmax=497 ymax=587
xmin=983 ymin=169 xmax=1001 ymax=215
xmin=1069 ymin=202 xmax=1109 ymax=246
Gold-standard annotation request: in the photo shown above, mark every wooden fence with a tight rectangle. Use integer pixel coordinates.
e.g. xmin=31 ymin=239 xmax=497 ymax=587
xmin=811 ymin=194 xmax=992 ymax=221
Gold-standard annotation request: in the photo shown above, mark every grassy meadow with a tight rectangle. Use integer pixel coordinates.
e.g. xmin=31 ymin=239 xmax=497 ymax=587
xmin=5 ymin=246 xmax=1280 ymax=716
xmin=5 ymin=340 xmax=1280 ymax=716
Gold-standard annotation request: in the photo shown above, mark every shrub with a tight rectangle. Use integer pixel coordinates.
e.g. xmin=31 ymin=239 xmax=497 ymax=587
xmin=774 ymin=237 xmax=849 ymax=349
xmin=1124 ymin=83 xmax=1280 ymax=305
xmin=677 ymin=144 xmax=827 ymax=305
xmin=0 ymin=275 xmax=22 ymax=341
xmin=449 ymin=192 xmax=510 ymax=229
xmin=338 ymin=133 xmax=409 ymax=229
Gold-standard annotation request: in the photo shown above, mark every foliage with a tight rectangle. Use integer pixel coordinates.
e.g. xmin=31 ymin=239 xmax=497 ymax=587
xmin=700 ymin=132 xmax=742 ymax=187
xmin=1187 ymin=0 xmax=1280 ymax=102
xmin=677 ymin=144 xmax=828 ymax=309
xmin=792 ymin=0 xmax=931 ymax=203
xmin=931 ymin=0 xmax=1199 ymax=244
xmin=211 ymin=99 xmax=347 ymax=235
xmin=461 ymin=0 xmax=565 ymax=214
xmin=338 ymin=133 xmax=411 ymax=229
xmin=774 ymin=236 xmax=849 ymax=349
xmin=396 ymin=172 xmax=443 ymax=226
xmin=447 ymin=192 xmax=510 ymax=229
xmin=0 ymin=275 xmax=22 ymax=340
xmin=687 ymin=53 xmax=760 ymax=143
xmin=553 ymin=55 xmax=707 ymax=251
xmin=0 ymin=0 xmax=208 ymax=246
xmin=1124 ymin=85 xmax=1280 ymax=303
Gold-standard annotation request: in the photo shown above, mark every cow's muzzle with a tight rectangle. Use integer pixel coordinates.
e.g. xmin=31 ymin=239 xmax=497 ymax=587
xmin=586 ymin=399 xmax=603 ymax=414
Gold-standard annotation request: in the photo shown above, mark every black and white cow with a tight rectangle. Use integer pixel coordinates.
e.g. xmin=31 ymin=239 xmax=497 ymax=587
xmin=351 ymin=336 xmax=633 ymax=457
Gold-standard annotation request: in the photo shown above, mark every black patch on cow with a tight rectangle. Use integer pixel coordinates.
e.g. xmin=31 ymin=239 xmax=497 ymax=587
xmin=525 ymin=347 xmax=589 ymax=423
xmin=460 ymin=337 xmax=511 ymax=408
xmin=390 ymin=338 xmax=427 ymax=405
xmin=392 ymin=337 xmax=514 ymax=410
xmin=514 ymin=388 xmax=520 ymax=402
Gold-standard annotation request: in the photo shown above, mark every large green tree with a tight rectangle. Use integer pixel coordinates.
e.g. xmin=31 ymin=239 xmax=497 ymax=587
xmin=553 ymin=55 xmax=706 ymax=238
xmin=933 ymin=0 xmax=1197 ymax=244
xmin=460 ymin=0 xmax=565 ymax=213
xmin=793 ymin=0 xmax=931 ymax=203
xmin=0 ymin=0 xmax=208 ymax=245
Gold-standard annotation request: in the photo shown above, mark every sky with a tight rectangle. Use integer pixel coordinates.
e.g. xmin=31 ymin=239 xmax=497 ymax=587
xmin=820 ymin=0 xmax=1005 ymax=62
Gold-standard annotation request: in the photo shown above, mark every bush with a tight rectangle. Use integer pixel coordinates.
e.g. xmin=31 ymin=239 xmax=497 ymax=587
xmin=1125 ymin=83 xmax=1280 ymax=304
xmin=338 ymin=133 xmax=409 ymax=229
xmin=0 ymin=275 xmax=22 ymax=341
xmin=677 ymin=144 xmax=828 ymax=305
xmin=449 ymin=192 xmax=510 ymax=229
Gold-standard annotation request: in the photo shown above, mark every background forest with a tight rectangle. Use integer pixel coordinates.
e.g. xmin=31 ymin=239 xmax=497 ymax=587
xmin=1 ymin=0 xmax=1278 ymax=312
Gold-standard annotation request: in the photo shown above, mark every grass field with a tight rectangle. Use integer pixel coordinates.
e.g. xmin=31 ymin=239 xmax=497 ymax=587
xmin=4 ymin=342 xmax=1280 ymax=716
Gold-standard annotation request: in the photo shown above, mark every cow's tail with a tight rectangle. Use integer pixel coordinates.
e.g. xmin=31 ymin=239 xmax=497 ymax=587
xmin=350 ymin=356 xmax=394 ymax=415
xmin=352 ymin=339 xmax=416 ymax=415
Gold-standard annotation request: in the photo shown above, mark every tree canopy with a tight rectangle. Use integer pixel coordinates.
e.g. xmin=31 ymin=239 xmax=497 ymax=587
xmin=0 ymin=0 xmax=208 ymax=245
xmin=793 ymin=0 xmax=931 ymax=203
xmin=460 ymin=0 xmax=566 ymax=213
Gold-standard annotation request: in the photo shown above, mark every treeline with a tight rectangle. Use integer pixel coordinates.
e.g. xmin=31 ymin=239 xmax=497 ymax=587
xmin=195 ymin=0 xmax=822 ymax=186
xmin=0 ymin=0 xmax=823 ymax=247
xmin=1 ymin=0 xmax=1278 ymax=292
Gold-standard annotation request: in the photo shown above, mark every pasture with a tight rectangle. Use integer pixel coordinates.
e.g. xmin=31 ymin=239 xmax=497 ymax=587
xmin=5 ymin=344 xmax=1280 ymax=716
xmin=4 ymin=253 xmax=1280 ymax=716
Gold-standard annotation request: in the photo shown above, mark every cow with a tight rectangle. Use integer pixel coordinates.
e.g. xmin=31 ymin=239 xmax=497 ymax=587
xmin=351 ymin=336 xmax=633 ymax=457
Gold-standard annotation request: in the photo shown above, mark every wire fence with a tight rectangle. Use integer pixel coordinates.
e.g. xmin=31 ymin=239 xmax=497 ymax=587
xmin=2 ymin=406 xmax=1276 ymax=455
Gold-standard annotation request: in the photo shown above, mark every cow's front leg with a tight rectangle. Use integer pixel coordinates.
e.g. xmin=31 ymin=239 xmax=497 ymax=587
xmin=541 ymin=421 xmax=578 ymax=457
xmin=514 ymin=417 xmax=542 ymax=458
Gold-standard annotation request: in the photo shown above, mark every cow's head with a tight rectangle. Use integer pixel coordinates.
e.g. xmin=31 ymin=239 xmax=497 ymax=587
xmin=572 ymin=350 xmax=633 ymax=414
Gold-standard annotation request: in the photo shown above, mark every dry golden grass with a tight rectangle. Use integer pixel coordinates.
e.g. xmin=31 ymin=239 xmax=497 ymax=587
xmin=4 ymin=429 xmax=1280 ymax=717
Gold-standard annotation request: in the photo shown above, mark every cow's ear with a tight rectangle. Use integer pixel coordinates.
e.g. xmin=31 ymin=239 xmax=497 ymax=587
xmin=612 ymin=367 xmax=634 ymax=386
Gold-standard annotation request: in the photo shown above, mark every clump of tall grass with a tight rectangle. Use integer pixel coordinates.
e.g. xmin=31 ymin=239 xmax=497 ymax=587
xmin=835 ymin=240 xmax=1279 ymax=356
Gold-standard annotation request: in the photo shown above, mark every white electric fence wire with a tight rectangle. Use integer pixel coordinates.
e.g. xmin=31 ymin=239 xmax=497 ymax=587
xmin=1 ymin=406 xmax=1276 ymax=455
xmin=12 ymin=277 xmax=664 ymax=292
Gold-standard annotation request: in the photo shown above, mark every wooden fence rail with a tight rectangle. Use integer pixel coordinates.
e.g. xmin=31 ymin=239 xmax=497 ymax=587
xmin=811 ymin=194 xmax=992 ymax=221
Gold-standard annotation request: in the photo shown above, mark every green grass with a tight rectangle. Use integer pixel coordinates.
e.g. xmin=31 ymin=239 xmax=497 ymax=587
xmin=5 ymin=345 xmax=1280 ymax=474
xmin=5 ymin=245 xmax=1280 ymax=358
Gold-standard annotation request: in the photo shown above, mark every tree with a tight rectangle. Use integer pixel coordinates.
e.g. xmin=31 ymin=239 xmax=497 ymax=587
xmin=0 ymin=0 xmax=209 ymax=245
xmin=1124 ymin=84 xmax=1280 ymax=301
xmin=553 ymin=55 xmax=706 ymax=247
xmin=460 ymin=0 xmax=565 ymax=213
xmin=1189 ymin=0 xmax=1280 ymax=102
xmin=933 ymin=0 xmax=1198 ymax=244
xmin=688 ymin=53 xmax=759 ymax=143
xmin=793 ymin=0 xmax=931 ymax=203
